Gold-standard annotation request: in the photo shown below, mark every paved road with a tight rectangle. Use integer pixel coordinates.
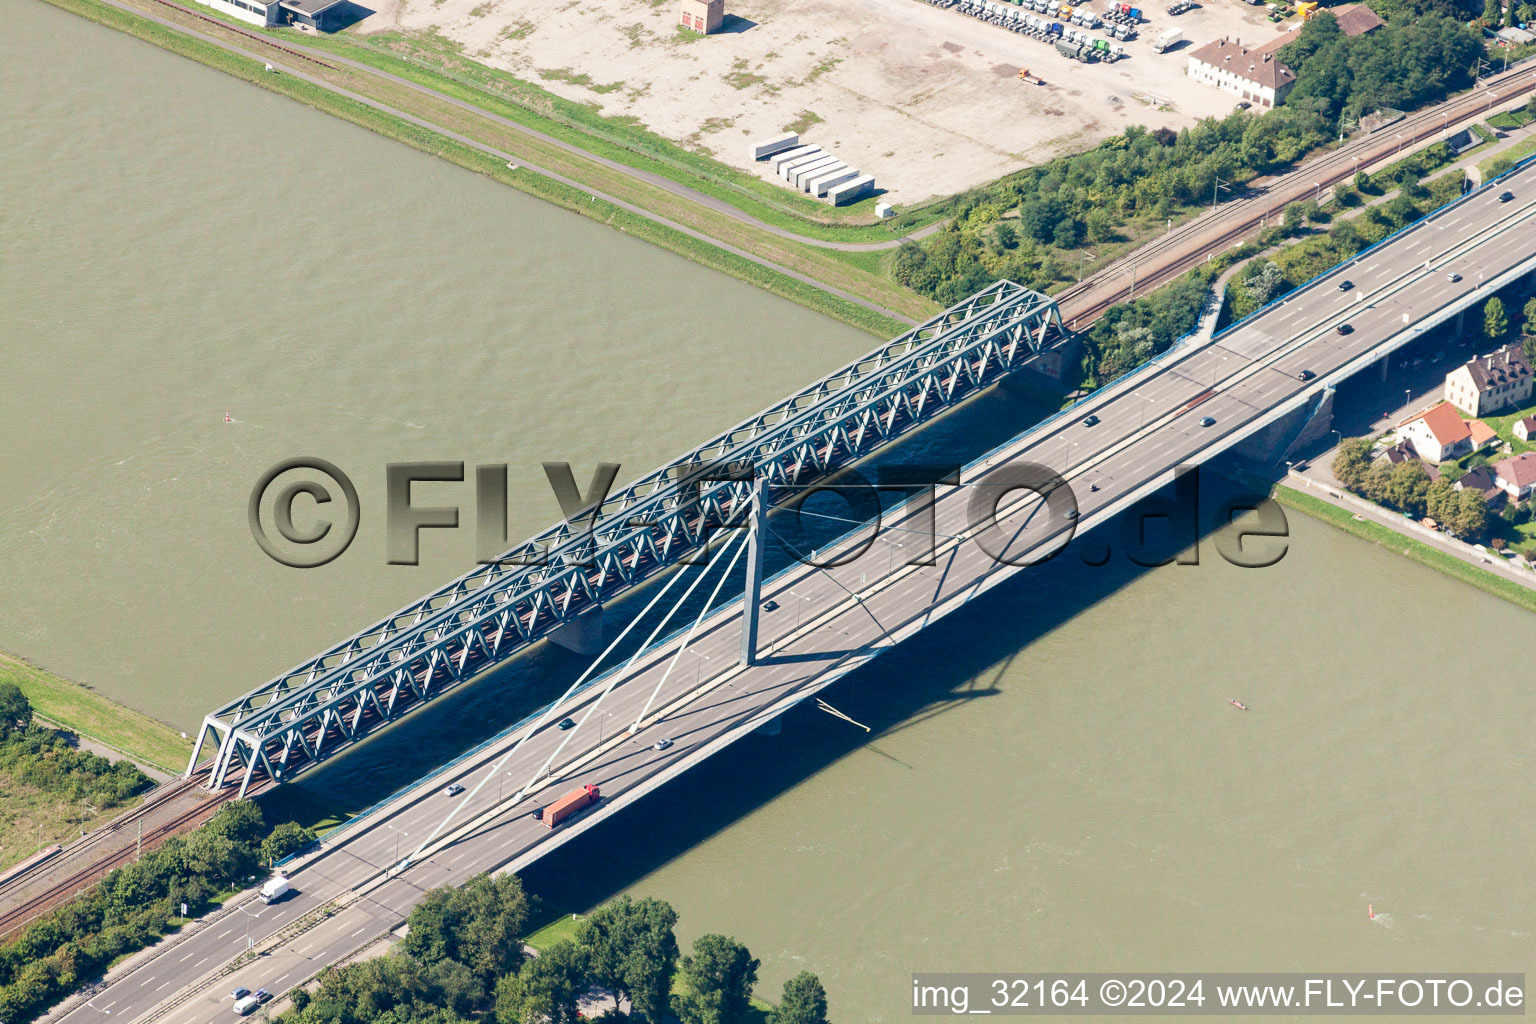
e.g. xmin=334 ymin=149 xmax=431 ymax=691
xmin=47 ymin=161 xmax=1536 ymax=1024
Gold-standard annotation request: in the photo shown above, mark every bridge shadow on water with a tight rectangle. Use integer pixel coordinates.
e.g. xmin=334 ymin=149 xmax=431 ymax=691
xmin=264 ymin=376 xmax=1288 ymax=920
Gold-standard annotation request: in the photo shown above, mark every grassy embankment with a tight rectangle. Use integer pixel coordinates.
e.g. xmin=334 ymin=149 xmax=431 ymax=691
xmin=42 ymin=0 xmax=932 ymax=338
xmin=0 ymin=652 xmax=189 ymax=774
xmin=1272 ymin=486 xmax=1536 ymax=614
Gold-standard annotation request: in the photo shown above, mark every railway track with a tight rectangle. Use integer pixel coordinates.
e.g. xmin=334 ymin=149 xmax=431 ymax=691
xmin=0 ymin=766 xmax=234 ymax=940
xmin=1056 ymin=63 xmax=1536 ymax=328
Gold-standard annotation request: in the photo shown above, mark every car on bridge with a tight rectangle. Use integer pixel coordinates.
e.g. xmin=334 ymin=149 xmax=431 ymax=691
xmin=1297 ymin=369 xmax=1315 ymax=381
xmin=1447 ymin=272 xmax=1462 ymax=282
xmin=443 ymin=783 xmax=465 ymax=797
xmin=1336 ymin=323 xmax=1354 ymax=335
xmin=654 ymin=737 xmax=674 ymax=750
xmin=1083 ymin=414 xmax=1100 ymax=426
xmin=1500 ymin=190 xmax=1515 ymax=202
xmin=557 ymin=718 xmax=576 ymax=730
xmin=1338 ymin=279 xmax=1354 ymax=291
xmin=231 ymin=988 xmax=250 ymax=1001
xmin=1199 ymin=416 xmax=1216 ymax=427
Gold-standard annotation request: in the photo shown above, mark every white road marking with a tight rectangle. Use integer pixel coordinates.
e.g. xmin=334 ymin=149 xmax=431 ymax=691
xmin=216 ymin=929 xmax=230 ymax=939
xmin=155 ymin=982 xmax=170 ymax=992
xmin=179 ymin=951 xmax=195 ymax=962
xmin=194 ymin=958 xmax=207 ymax=968
xmin=350 ymin=927 xmax=367 ymax=937
xmin=140 ymin=977 xmax=156 ymax=987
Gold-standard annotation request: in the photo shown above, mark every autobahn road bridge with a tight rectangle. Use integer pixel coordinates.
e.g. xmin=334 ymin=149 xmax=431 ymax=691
xmin=50 ymin=158 xmax=1536 ymax=1024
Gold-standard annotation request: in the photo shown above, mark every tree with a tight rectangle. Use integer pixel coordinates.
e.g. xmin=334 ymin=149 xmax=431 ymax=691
xmin=0 ymin=682 xmax=31 ymax=736
xmin=1483 ymin=0 xmax=1502 ymax=26
xmin=1363 ymin=459 xmax=1395 ymax=505
xmin=575 ymin=896 xmax=679 ymax=1024
xmin=1427 ymin=479 xmax=1459 ymax=524
xmin=993 ymin=222 xmax=1018 ymax=251
xmin=676 ymin=935 xmax=760 ymax=1024
xmin=1332 ymin=437 xmax=1374 ymax=491
xmin=404 ymin=874 xmax=531 ymax=988
xmin=1485 ymin=296 xmax=1510 ymax=340
xmin=1523 ymin=296 xmax=1536 ymax=336
xmin=495 ymin=941 xmax=588 ymax=1024
xmin=769 ymin=972 xmax=829 ymax=1024
xmin=1449 ymin=488 xmax=1489 ymax=538
xmin=261 ymin=821 xmax=317 ymax=867
xmin=1388 ymin=460 xmax=1433 ymax=517
xmin=1242 ymin=260 xmax=1287 ymax=307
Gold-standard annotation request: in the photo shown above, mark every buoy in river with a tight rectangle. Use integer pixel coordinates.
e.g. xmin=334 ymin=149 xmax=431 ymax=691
xmin=1368 ymin=904 xmax=1375 ymax=920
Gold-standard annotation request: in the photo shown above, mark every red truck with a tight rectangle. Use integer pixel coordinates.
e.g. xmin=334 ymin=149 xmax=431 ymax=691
xmin=541 ymin=784 xmax=600 ymax=829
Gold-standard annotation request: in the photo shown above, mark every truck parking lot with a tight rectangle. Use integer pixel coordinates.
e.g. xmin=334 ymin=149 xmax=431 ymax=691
xmin=357 ymin=0 xmax=1293 ymax=202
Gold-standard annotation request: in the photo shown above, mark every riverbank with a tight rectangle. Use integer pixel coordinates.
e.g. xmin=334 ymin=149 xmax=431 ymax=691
xmin=0 ymin=653 xmax=190 ymax=775
xmin=1271 ymin=485 xmax=1536 ymax=614
xmin=38 ymin=0 xmax=926 ymax=338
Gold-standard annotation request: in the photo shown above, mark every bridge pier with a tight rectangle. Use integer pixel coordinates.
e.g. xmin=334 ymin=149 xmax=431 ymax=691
xmin=549 ymin=605 xmax=605 ymax=655
xmin=1234 ymin=387 xmax=1335 ymax=465
xmin=754 ymin=715 xmax=783 ymax=736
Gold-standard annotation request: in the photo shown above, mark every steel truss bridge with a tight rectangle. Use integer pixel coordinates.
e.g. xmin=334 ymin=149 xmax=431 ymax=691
xmin=193 ymin=282 xmax=1066 ymax=794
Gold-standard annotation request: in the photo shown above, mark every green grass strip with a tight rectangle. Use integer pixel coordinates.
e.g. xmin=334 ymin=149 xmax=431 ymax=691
xmin=41 ymin=0 xmax=909 ymax=339
xmin=0 ymin=652 xmax=191 ymax=774
xmin=1273 ymin=485 xmax=1536 ymax=614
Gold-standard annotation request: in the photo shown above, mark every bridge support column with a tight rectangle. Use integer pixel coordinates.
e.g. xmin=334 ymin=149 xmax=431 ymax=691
xmin=550 ymin=605 xmax=605 ymax=655
xmin=741 ymin=476 xmax=768 ymax=666
xmin=1379 ymin=352 xmax=1389 ymax=381
xmin=754 ymin=715 xmax=783 ymax=736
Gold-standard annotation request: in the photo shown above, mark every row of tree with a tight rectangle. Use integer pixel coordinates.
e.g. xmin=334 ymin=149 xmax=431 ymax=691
xmin=0 ymin=683 xmax=151 ymax=813
xmin=1332 ymin=439 xmax=1490 ymax=537
xmin=282 ymin=877 xmax=828 ymax=1024
xmin=0 ymin=797 xmax=317 ymax=1024
xmin=888 ymin=8 xmax=1486 ymax=312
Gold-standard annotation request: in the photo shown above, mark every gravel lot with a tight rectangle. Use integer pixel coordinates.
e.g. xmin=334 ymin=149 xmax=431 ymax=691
xmin=359 ymin=0 xmax=1293 ymax=203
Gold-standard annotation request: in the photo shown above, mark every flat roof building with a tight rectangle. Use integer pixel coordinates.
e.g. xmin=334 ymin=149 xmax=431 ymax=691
xmin=680 ymin=0 xmax=723 ymax=34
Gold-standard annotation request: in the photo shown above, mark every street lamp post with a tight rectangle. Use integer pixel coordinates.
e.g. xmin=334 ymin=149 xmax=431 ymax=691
xmin=236 ymin=902 xmax=260 ymax=952
xmin=385 ymin=823 xmax=408 ymax=868
xmin=1405 ymin=387 xmax=1412 ymax=410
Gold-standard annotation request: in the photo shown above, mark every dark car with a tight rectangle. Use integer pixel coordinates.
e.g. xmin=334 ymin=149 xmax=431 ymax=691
xmin=1500 ymin=190 xmax=1515 ymax=202
xmin=557 ymin=717 xmax=576 ymax=730
xmin=1199 ymin=416 xmax=1216 ymax=427
xmin=763 ymin=599 xmax=779 ymax=611
xmin=1336 ymin=323 xmax=1354 ymax=335
xmin=232 ymin=988 xmax=251 ymax=1001
xmin=1083 ymin=414 xmax=1100 ymax=426
xmin=255 ymin=991 xmax=272 ymax=1005
xmin=1338 ymin=279 xmax=1354 ymax=291
xmin=1064 ymin=508 xmax=1080 ymax=520
xmin=1297 ymin=369 xmax=1315 ymax=381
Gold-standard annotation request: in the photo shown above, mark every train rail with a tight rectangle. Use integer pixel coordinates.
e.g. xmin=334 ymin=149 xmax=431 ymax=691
xmin=0 ymin=765 xmax=238 ymax=940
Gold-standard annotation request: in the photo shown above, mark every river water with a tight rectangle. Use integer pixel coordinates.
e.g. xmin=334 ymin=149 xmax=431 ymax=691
xmin=4 ymin=2 xmax=1534 ymax=1020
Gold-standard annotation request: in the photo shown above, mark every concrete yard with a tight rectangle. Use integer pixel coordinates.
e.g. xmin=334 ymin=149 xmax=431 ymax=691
xmin=356 ymin=0 xmax=1295 ymax=203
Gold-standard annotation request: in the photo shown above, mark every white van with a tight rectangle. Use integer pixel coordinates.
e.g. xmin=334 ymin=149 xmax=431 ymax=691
xmin=234 ymin=995 xmax=260 ymax=1015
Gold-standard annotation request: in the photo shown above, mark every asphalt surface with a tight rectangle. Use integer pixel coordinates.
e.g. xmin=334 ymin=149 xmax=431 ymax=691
xmin=50 ymin=162 xmax=1536 ymax=1024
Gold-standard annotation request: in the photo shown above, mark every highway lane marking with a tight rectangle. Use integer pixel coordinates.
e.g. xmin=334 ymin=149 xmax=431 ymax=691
xmin=179 ymin=951 xmax=195 ymax=961
xmin=101 ymin=1002 xmax=116 ymax=1011
xmin=274 ymin=974 xmax=290 ymax=986
xmin=194 ymin=958 xmax=208 ymax=968
xmin=216 ymin=929 xmax=230 ymax=938
xmin=350 ymin=927 xmax=368 ymax=937
xmin=156 ymin=982 xmax=170 ymax=992
xmin=140 ymin=977 xmax=156 ymax=987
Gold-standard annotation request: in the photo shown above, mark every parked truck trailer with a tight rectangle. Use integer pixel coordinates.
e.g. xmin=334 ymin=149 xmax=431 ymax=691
xmin=749 ymin=132 xmax=799 ymax=161
xmin=792 ymin=155 xmax=842 ymax=190
xmin=827 ymin=174 xmax=876 ymax=206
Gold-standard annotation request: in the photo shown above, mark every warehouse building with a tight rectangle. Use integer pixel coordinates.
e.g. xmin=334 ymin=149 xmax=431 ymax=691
xmin=193 ymin=0 xmax=349 ymax=29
